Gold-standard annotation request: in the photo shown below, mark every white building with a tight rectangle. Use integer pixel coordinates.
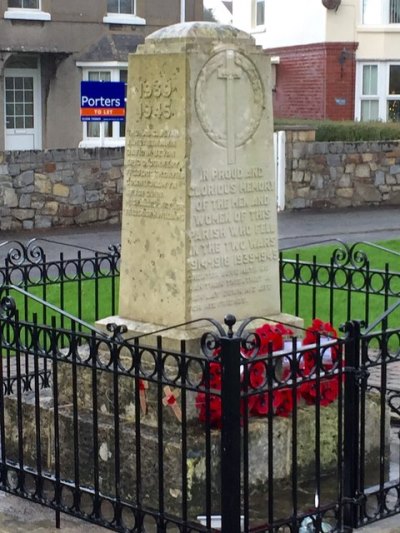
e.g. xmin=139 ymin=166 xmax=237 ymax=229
xmin=231 ymin=0 xmax=400 ymax=122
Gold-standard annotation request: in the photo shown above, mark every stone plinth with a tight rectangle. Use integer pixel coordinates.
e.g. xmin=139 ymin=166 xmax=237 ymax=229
xmin=4 ymin=385 xmax=388 ymax=519
xmin=118 ymin=22 xmax=281 ymax=327
xmin=96 ymin=312 xmax=305 ymax=352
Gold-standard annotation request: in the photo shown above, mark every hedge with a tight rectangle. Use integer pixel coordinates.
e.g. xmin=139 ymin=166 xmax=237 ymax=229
xmin=274 ymin=119 xmax=400 ymax=142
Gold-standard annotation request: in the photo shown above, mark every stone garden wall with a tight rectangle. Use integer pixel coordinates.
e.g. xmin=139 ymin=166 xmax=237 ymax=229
xmin=285 ymin=129 xmax=400 ymax=210
xmin=2 ymin=136 xmax=400 ymax=232
xmin=0 ymin=148 xmax=124 ymax=231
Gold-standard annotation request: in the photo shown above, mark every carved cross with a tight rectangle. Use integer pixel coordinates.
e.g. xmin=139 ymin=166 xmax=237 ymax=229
xmin=218 ymin=49 xmax=242 ymax=165
xmin=139 ymin=379 xmax=148 ymax=414
xmin=162 ymin=386 xmax=182 ymax=422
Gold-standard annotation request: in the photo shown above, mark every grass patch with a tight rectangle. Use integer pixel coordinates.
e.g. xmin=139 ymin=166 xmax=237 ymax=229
xmin=3 ymin=239 xmax=400 ymax=335
xmin=280 ymin=240 xmax=400 ymax=331
xmin=5 ymin=276 xmax=119 ymax=330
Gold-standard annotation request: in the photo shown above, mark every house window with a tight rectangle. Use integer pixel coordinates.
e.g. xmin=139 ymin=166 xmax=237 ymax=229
xmin=8 ymin=0 xmax=39 ymax=7
xmin=357 ymin=62 xmax=400 ymax=121
xmin=107 ymin=0 xmax=134 ymax=14
xmin=255 ymin=0 xmax=265 ymax=27
xmin=5 ymin=0 xmax=50 ymax=20
xmin=360 ymin=65 xmax=379 ymax=121
xmin=103 ymin=0 xmax=145 ymax=24
xmin=80 ymin=68 xmax=127 ymax=148
xmin=362 ymin=0 xmax=400 ymax=24
xmin=388 ymin=65 xmax=400 ymax=121
xmin=253 ymin=0 xmax=265 ymax=28
xmin=390 ymin=0 xmax=400 ymax=21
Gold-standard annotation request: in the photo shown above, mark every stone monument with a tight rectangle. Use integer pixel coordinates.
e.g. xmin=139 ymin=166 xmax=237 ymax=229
xmin=100 ymin=21 xmax=301 ymax=338
xmin=4 ymin=24 xmax=386 ymax=523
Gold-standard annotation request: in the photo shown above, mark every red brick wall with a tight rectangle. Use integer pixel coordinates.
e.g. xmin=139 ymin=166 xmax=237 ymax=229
xmin=268 ymin=42 xmax=358 ymax=121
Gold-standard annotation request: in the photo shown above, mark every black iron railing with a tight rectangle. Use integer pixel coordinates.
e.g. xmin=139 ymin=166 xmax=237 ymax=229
xmin=0 ymin=292 xmax=350 ymax=532
xmin=1 ymin=238 xmax=399 ymax=332
xmin=0 ymin=238 xmax=399 ymax=531
xmin=280 ymin=240 xmax=400 ymax=329
xmin=0 ymin=238 xmax=120 ymax=326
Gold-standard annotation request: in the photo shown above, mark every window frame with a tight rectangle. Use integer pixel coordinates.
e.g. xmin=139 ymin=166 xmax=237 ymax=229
xmin=252 ymin=0 xmax=265 ymax=31
xmin=387 ymin=63 xmax=400 ymax=121
xmin=107 ymin=0 xmax=134 ymax=14
xmin=360 ymin=64 xmax=380 ymax=121
xmin=256 ymin=0 xmax=265 ymax=26
xmin=361 ymin=0 xmax=400 ymax=25
xmin=103 ymin=0 xmax=146 ymax=25
xmin=78 ymin=64 xmax=128 ymax=148
xmin=356 ymin=61 xmax=400 ymax=122
xmin=5 ymin=0 xmax=51 ymax=20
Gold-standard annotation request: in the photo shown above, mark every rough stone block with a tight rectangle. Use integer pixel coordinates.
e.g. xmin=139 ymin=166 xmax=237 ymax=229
xmin=19 ymin=193 xmax=31 ymax=208
xmin=292 ymin=171 xmax=304 ymax=183
xmin=12 ymin=208 xmax=34 ymax=221
xmin=14 ymin=170 xmax=34 ymax=188
xmin=86 ymin=190 xmax=103 ymax=203
xmin=75 ymin=208 xmax=98 ymax=224
xmin=355 ymin=164 xmax=371 ymax=178
xmin=42 ymin=201 xmax=59 ymax=216
xmin=35 ymin=173 xmax=52 ymax=194
xmin=326 ymin=154 xmax=341 ymax=166
xmin=3 ymin=188 xmax=18 ymax=208
xmin=337 ymin=188 xmax=353 ymax=199
xmin=44 ymin=162 xmax=56 ymax=173
xmin=390 ymin=165 xmax=400 ymax=175
xmin=34 ymin=216 xmax=52 ymax=228
xmin=53 ymin=183 xmax=70 ymax=197
xmin=354 ymin=183 xmax=381 ymax=203
xmin=291 ymin=198 xmax=307 ymax=209
xmin=69 ymin=184 xmax=85 ymax=204
xmin=338 ymin=175 xmax=351 ymax=188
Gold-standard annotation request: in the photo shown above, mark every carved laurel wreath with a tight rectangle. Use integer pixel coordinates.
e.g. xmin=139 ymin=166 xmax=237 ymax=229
xmin=194 ymin=50 xmax=265 ymax=148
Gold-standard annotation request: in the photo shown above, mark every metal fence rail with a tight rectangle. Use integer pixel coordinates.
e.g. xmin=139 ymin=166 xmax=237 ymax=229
xmin=0 ymin=295 xmax=352 ymax=532
xmin=280 ymin=240 xmax=400 ymax=328
xmin=0 ymin=239 xmax=399 ymax=531
xmin=1 ymin=238 xmax=399 ymax=333
xmin=0 ymin=238 xmax=120 ymax=326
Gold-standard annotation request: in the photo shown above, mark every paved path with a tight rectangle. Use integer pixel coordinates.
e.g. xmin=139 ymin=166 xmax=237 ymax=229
xmin=0 ymin=206 xmax=399 ymax=262
xmin=0 ymin=491 xmax=104 ymax=532
xmin=278 ymin=205 xmax=400 ymax=249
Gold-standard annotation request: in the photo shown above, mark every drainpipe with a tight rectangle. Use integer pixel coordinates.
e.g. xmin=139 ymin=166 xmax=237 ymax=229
xmin=181 ymin=0 xmax=185 ymax=22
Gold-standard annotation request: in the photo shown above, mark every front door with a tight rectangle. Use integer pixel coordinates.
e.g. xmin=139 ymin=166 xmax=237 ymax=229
xmin=4 ymin=68 xmax=42 ymax=150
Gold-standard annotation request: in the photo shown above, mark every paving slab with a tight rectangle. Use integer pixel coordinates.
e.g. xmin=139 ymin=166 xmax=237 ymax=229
xmin=357 ymin=515 xmax=400 ymax=532
xmin=0 ymin=490 xmax=104 ymax=532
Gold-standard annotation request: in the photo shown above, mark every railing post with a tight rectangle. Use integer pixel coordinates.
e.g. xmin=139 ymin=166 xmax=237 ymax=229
xmin=220 ymin=317 xmax=242 ymax=533
xmin=343 ymin=319 xmax=362 ymax=529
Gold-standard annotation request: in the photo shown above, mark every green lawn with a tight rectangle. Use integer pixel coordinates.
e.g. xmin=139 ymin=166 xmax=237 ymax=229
xmin=281 ymin=239 xmax=400 ymax=332
xmin=4 ymin=276 xmax=119 ymax=331
xmin=3 ymin=239 xmax=400 ymax=335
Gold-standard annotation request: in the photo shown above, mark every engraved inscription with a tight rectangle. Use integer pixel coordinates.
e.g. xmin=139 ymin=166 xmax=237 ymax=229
xmin=138 ymin=78 xmax=173 ymax=119
xmin=124 ymin=127 xmax=184 ymax=221
xmin=188 ymin=165 xmax=278 ymax=312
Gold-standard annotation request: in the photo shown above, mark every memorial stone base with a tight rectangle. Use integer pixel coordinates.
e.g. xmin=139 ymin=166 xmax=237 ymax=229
xmin=95 ymin=312 xmax=305 ymax=352
xmin=4 ymin=347 xmax=388 ymax=518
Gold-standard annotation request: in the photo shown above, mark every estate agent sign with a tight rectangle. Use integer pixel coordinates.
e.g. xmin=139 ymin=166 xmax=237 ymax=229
xmin=80 ymin=81 xmax=126 ymax=121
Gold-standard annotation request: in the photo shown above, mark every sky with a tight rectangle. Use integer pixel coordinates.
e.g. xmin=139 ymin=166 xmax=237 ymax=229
xmin=203 ymin=0 xmax=220 ymax=7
